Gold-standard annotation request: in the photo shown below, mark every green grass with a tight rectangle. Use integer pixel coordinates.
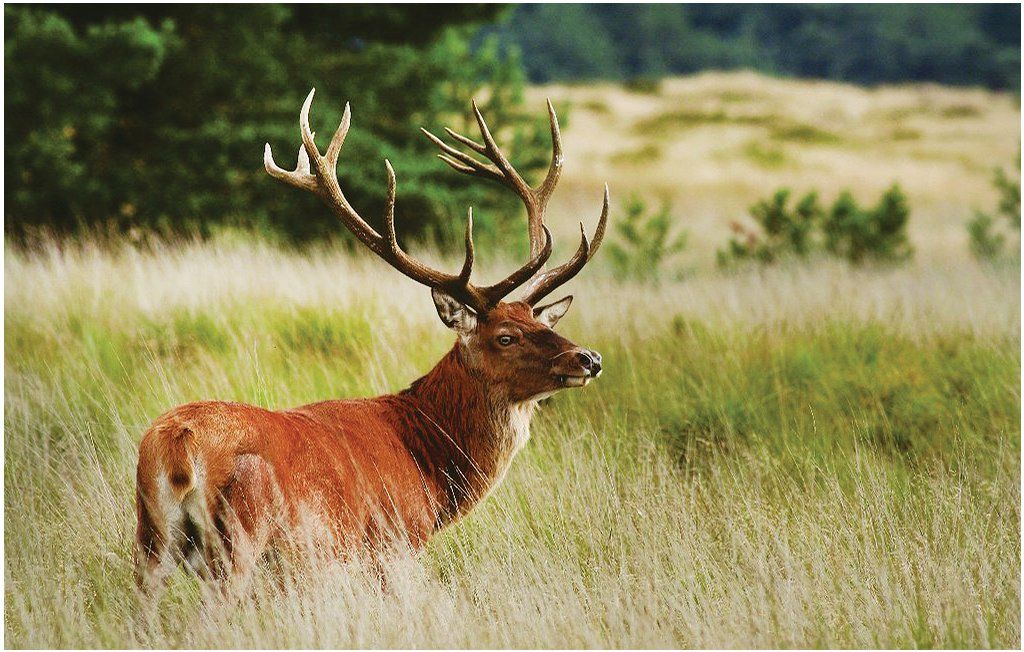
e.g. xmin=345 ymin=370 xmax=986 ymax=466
xmin=742 ymin=140 xmax=790 ymax=169
xmin=4 ymin=238 xmax=1020 ymax=647
xmin=940 ymin=104 xmax=984 ymax=119
xmin=633 ymin=108 xmax=774 ymax=135
xmin=610 ymin=143 xmax=663 ymax=165
xmin=769 ymin=123 xmax=842 ymax=145
xmin=633 ymin=108 xmax=843 ymax=148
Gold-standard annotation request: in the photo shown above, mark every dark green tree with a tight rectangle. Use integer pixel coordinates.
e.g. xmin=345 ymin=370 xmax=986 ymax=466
xmin=6 ymin=5 xmax=554 ymax=246
xmin=491 ymin=4 xmax=622 ymax=83
xmin=489 ymin=5 xmax=1020 ymax=90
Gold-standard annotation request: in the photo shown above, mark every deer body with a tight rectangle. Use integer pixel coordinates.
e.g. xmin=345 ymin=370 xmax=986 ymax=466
xmin=134 ymin=91 xmax=608 ymax=598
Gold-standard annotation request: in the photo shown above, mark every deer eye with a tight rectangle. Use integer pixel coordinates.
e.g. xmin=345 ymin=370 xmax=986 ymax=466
xmin=497 ymin=335 xmax=516 ymax=347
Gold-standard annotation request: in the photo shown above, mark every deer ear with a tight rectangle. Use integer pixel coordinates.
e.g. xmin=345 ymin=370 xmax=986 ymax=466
xmin=533 ymin=295 xmax=573 ymax=328
xmin=432 ymin=288 xmax=478 ymax=332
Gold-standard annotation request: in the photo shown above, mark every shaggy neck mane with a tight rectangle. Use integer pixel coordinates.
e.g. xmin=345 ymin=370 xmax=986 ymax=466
xmin=398 ymin=343 xmax=533 ymax=524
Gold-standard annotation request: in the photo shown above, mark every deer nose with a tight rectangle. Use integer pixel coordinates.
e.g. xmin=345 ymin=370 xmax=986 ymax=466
xmin=576 ymin=349 xmax=602 ymax=375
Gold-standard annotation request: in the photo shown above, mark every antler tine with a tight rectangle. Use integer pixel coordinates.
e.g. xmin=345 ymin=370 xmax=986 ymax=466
xmin=590 ymin=183 xmax=610 ymax=252
xmin=423 ymin=100 xmax=567 ymax=262
xmin=382 ymin=160 xmax=399 ymax=254
xmin=264 ymin=143 xmax=319 ymax=193
xmin=436 ymin=154 xmax=477 ymax=175
xmin=519 ymin=186 xmax=610 ymax=306
xmin=420 ymin=127 xmax=501 ymax=180
xmin=470 ymin=100 xmax=528 ymax=191
xmin=298 ymin=88 xmax=321 ymax=158
xmin=444 ymin=127 xmax=487 ymax=154
xmin=460 ymin=208 xmax=475 ymax=282
xmin=295 ymin=89 xmax=388 ymax=256
xmin=536 ymin=99 xmax=564 ymax=204
xmin=480 ymin=226 xmax=553 ymax=305
xmin=325 ymin=102 xmax=351 ymax=168
xmin=520 ymin=224 xmax=589 ymax=305
xmin=381 ymin=160 xmax=484 ymax=309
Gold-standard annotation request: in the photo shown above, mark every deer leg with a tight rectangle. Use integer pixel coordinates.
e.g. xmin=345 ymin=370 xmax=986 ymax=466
xmin=210 ymin=454 xmax=284 ymax=601
xmin=134 ymin=484 xmax=179 ymax=612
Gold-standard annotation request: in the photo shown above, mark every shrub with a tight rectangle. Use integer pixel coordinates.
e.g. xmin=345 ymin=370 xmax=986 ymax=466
xmin=719 ymin=184 xmax=913 ymax=266
xmin=717 ymin=189 xmax=822 ymax=265
xmin=823 ymin=185 xmax=912 ymax=264
xmin=968 ymin=158 xmax=1020 ymax=261
xmin=607 ymin=195 xmax=688 ymax=283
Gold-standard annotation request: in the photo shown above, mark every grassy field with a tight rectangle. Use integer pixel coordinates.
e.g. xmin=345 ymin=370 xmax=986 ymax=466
xmin=4 ymin=72 xmax=1021 ymax=648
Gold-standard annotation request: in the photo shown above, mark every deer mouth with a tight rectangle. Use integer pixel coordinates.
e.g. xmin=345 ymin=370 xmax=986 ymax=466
xmin=556 ymin=374 xmax=592 ymax=387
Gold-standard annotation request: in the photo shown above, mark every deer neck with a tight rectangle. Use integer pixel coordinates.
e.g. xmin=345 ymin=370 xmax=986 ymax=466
xmin=400 ymin=344 xmax=534 ymax=520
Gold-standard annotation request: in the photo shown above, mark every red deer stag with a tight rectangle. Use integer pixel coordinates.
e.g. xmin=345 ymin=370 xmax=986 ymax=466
xmin=134 ymin=90 xmax=609 ymax=597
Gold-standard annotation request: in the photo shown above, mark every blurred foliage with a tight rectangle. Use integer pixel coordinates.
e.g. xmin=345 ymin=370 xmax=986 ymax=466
xmin=824 ymin=186 xmax=912 ymax=264
xmin=5 ymin=5 xmax=559 ymax=246
xmin=968 ymin=156 xmax=1021 ymax=261
xmin=719 ymin=185 xmax=912 ymax=266
xmin=489 ymin=5 xmax=1021 ymax=90
xmin=607 ymin=195 xmax=688 ymax=284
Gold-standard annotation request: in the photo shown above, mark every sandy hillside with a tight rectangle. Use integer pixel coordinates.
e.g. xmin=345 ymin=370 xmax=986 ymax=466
xmin=526 ymin=71 xmax=1020 ymax=262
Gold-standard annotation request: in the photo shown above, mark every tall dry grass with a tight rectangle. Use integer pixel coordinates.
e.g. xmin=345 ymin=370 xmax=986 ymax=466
xmin=4 ymin=235 xmax=1020 ymax=648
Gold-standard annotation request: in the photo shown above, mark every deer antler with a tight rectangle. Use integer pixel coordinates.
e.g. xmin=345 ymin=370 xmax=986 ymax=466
xmin=265 ymin=89 xmax=553 ymax=313
xmin=421 ymin=100 xmax=609 ymax=305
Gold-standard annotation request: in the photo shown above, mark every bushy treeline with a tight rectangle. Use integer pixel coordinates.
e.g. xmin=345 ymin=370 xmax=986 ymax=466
xmin=490 ymin=5 xmax=1020 ymax=90
xmin=5 ymin=5 xmax=556 ymax=244
xmin=717 ymin=185 xmax=913 ymax=267
xmin=602 ymin=185 xmax=914 ymax=282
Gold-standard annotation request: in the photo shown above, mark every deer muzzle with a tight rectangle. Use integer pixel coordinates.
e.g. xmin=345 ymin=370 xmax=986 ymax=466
xmin=556 ymin=348 xmax=602 ymax=387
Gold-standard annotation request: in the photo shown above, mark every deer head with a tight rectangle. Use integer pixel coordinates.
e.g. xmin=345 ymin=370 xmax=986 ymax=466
xmin=265 ymin=90 xmax=608 ymax=402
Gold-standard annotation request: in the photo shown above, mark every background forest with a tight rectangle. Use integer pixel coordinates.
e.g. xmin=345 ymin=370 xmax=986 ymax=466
xmin=490 ymin=4 xmax=1020 ymax=88
xmin=5 ymin=4 xmax=1020 ymax=243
